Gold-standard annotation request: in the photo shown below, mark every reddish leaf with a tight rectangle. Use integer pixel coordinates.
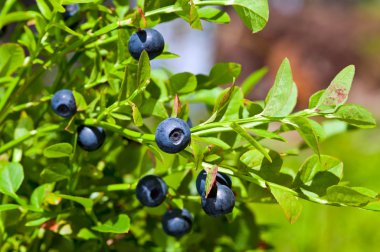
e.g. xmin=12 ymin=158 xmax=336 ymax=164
xmin=172 ymin=94 xmax=182 ymax=118
xmin=205 ymin=166 xmax=218 ymax=198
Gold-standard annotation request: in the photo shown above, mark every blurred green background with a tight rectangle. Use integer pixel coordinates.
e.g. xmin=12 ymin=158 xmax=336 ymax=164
xmin=252 ymin=127 xmax=380 ymax=252
xmin=215 ymin=0 xmax=380 ymax=250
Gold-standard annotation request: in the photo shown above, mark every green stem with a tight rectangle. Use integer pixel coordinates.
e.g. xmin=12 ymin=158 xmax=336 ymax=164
xmin=84 ymin=119 xmax=155 ymax=142
xmin=0 ymin=0 xmax=17 ymax=18
xmin=75 ymin=183 xmax=136 ymax=195
xmin=175 ymin=195 xmax=200 ymax=202
xmin=0 ymin=125 xmax=61 ymax=155
xmin=144 ymin=6 xmax=182 ymax=17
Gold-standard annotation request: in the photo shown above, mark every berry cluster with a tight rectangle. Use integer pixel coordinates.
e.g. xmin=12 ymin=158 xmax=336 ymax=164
xmin=135 ymin=170 xmax=235 ymax=238
xmin=49 ymin=28 xmax=234 ymax=238
xmin=51 ymin=89 xmax=105 ymax=152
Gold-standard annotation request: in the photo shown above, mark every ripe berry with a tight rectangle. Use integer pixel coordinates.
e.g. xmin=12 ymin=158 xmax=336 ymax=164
xmin=77 ymin=126 xmax=105 ymax=151
xmin=51 ymin=89 xmax=77 ymax=118
xmin=162 ymin=208 xmax=192 ymax=238
xmin=155 ymin=118 xmax=191 ymax=154
xmin=201 ymin=184 xmax=235 ymax=216
xmin=196 ymin=170 xmax=232 ymax=195
xmin=63 ymin=4 xmax=79 ymax=20
xmin=128 ymin=28 xmax=165 ymax=60
xmin=136 ymin=175 xmax=167 ymax=207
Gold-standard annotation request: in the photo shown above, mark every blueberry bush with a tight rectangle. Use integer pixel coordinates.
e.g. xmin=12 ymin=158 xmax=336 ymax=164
xmin=0 ymin=0 xmax=378 ymax=251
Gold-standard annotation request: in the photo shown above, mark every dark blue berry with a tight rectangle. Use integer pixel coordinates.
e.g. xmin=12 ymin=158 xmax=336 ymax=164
xmin=201 ymin=184 xmax=235 ymax=216
xmin=77 ymin=126 xmax=105 ymax=151
xmin=63 ymin=4 xmax=79 ymax=20
xmin=196 ymin=170 xmax=232 ymax=195
xmin=128 ymin=28 xmax=165 ymax=60
xmin=51 ymin=89 xmax=77 ymax=118
xmin=155 ymin=118 xmax=191 ymax=154
xmin=136 ymin=175 xmax=167 ymax=207
xmin=162 ymin=208 xmax=192 ymax=238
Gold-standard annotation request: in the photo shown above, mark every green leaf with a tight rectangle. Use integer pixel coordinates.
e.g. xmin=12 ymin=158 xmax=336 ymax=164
xmin=137 ymin=50 xmax=151 ymax=91
xmin=240 ymin=149 xmax=264 ymax=168
xmin=221 ymin=87 xmax=244 ymax=121
xmin=31 ymin=184 xmax=54 ymax=209
xmin=14 ymin=112 xmax=34 ymax=146
xmin=0 ymin=11 xmax=41 ymax=27
xmin=247 ymin=128 xmax=286 ymax=142
xmin=263 ymin=58 xmax=297 ymax=117
xmin=164 ymin=169 xmax=191 ymax=191
xmin=0 ymin=162 xmax=24 ymax=198
xmin=92 ymin=214 xmax=130 ymax=234
xmin=269 ymin=184 xmax=303 ymax=224
xmin=362 ymin=201 xmax=380 ymax=212
xmin=205 ymin=85 xmax=237 ymax=123
xmin=308 ymin=90 xmax=325 ymax=109
xmin=155 ymin=51 xmax=180 ymax=59
xmin=316 ymin=65 xmax=355 ymax=113
xmin=77 ymin=228 xmax=98 ymax=240
xmin=289 ymin=117 xmax=320 ymax=156
xmin=296 ymin=155 xmax=343 ymax=196
xmin=140 ymin=99 xmax=168 ymax=119
xmin=192 ymin=135 xmax=231 ymax=150
xmin=230 ymin=122 xmax=272 ymax=162
xmin=43 ymin=143 xmax=73 ymax=158
xmin=177 ymin=0 xmax=202 ymax=29
xmin=191 ymin=140 xmax=207 ymax=170
xmin=200 ymin=63 xmax=241 ymax=89
xmin=36 ymin=0 xmax=53 ymax=19
xmin=298 ymin=155 xmax=343 ymax=184
xmin=232 ymin=0 xmax=269 ymax=33
xmin=49 ymin=0 xmax=65 ymax=12
xmin=169 ymin=72 xmax=197 ymax=94
xmin=0 ymin=204 xmax=21 ymax=213
xmin=198 ymin=7 xmax=230 ymax=24
xmin=241 ymin=67 xmax=268 ymax=96
xmin=326 ymin=185 xmax=376 ymax=206
xmin=333 ymin=104 xmax=376 ymax=128
xmin=25 ymin=216 xmax=54 ymax=227
xmin=54 ymin=193 xmax=93 ymax=212
xmin=130 ymin=102 xmax=144 ymax=127
xmin=0 ymin=43 xmax=25 ymax=77
xmin=117 ymin=28 xmax=131 ymax=63
xmin=110 ymin=112 xmax=131 ymax=121
xmin=41 ymin=164 xmax=70 ymax=183
xmin=72 ymin=90 xmax=87 ymax=111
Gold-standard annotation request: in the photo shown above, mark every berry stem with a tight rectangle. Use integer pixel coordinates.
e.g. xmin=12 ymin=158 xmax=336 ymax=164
xmin=84 ymin=119 xmax=155 ymax=142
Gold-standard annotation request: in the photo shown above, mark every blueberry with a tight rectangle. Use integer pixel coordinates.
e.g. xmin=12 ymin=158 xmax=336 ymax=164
xmin=162 ymin=208 xmax=192 ymax=238
xmin=136 ymin=175 xmax=167 ymax=207
xmin=63 ymin=4 xmax=79 ymax=20
xmin=128 ymin=28 xmax=165 ymax=60
xmin=201 ymin=184 xmax=235 ymax=216
xmin=51 ymin=89 xmax=77 ymax=118
xmin=155 ymin=118 xmax=191 ymax=154
xmin=77 ymin=126 xmax=105 ymax=151
xmin=196 ymin=170 xmax=232 ymax=195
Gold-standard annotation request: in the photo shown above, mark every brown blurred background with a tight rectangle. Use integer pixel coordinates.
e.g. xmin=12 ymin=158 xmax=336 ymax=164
xmin=216 ymin=0 xmax=380 ymax=116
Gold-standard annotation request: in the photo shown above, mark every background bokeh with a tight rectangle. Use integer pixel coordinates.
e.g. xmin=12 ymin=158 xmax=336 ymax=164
xmin=154 ymin=0 xmax=380 ymax=251
xmin=223 ymin=1 xmax=380 ymax=251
